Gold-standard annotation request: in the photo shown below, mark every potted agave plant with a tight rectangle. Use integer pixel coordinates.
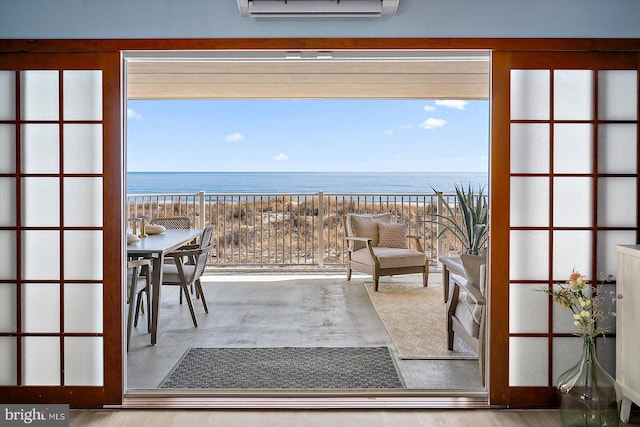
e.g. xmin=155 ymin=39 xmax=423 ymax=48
xmin=429 ymin=183 xmax=489 ymax=256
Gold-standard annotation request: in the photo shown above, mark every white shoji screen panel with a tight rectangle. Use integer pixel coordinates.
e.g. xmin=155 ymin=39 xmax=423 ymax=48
xmin=0 ymin=69 xmax=104 ymax=387
xmin=508 ymin=68 xmax=638 ymax=387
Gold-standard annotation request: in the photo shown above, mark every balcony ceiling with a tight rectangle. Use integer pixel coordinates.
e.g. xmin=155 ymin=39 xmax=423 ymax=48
xmin=125 ymin=50 xmax=490 ymax=100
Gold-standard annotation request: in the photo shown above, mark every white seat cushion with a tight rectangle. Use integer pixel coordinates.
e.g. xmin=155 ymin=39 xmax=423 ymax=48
xmin=162 ymin=264 xmax=196 ymax=284
xmin=351 ymin=247 xmax=426 ymax=269
xmin=454 ymin=289 xmax=482 ymax=338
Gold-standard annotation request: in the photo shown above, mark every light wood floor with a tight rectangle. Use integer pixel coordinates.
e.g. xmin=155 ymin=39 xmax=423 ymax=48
xmin=69 ymin=408 xmax=640 ymax=426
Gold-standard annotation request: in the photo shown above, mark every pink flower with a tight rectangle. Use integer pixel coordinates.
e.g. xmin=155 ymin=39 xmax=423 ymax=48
xmin=568 ymin=268 xmax=587 ymax=291
xmin=568 ymin=269 xmax=582 ymax=283
xmin=553 ymin=289 xmax=574 ymax=309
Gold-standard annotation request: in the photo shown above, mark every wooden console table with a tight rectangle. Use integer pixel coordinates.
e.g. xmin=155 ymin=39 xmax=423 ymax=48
xmin=439 ymin=256 xmax=465 ymax=303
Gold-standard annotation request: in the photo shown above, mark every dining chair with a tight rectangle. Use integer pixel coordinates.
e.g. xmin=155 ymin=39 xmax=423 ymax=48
xmin=126 ymin=258 xmax=151 ymax=350
xmin=160 ymin=225 xmax=215 ymax=327
xmin=149 ymin=216 xmax=191 ymax=230
xmin=149 ymin=216 xmax=195 ymax=302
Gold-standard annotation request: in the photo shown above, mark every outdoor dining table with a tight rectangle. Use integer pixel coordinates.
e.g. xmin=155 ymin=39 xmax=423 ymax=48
xmin=127 ymin=228 xmax=203 ymax=345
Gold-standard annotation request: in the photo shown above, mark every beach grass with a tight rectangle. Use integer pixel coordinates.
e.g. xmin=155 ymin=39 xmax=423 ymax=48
xmin=128 ymin=194 xmax=473 ymax=267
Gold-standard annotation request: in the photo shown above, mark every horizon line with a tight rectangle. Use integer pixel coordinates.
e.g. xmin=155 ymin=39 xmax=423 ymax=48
xmin=127 ymin=170 xmax=489 ymax=174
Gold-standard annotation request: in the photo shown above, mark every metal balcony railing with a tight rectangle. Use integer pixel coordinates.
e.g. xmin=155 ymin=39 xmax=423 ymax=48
xmin=126 ymin=191 xmax=485 ymax=269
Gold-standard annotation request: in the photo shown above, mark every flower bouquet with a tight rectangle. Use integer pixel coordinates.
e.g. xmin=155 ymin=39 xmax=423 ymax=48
xmin=542 ymin=269 xmax=621 ymax=340
xmin=541 ymin=269 xmax=623 ymax=427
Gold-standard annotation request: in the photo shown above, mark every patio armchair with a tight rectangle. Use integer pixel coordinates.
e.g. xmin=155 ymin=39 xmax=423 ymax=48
xmin=160 ymin=225 xmax=215 ymax=327
xmin=343 ymin=213 xmax=429 ymax=291
xmin=446 ymin=253 xmax=486 ymax=385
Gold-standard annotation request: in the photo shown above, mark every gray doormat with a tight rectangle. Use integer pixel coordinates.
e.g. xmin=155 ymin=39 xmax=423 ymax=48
xmin=159 ymin=347 xmax=404 ymax=389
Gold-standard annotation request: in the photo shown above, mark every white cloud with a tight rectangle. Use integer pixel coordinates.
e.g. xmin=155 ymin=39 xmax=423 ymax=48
xmin=384 ymin=130 xmax=394 ymax=136
xmin=274 ymin=153 xmax=288 ymax=161
xmin=127 ymin=108 xmax=143 ymax=120
xmin=424 ymin=105 xmax=436 ymax=112
xmin=435 ymin=100 xmax=468 ymax=110
xmin=225 ymin=132 xmax=244 ymax=142
xmin=419 ymin=118 xmax=447 ymax=130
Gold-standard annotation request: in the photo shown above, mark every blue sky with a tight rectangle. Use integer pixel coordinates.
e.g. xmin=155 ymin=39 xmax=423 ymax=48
xmin=126 ymin=99 xmax=489 ymax=173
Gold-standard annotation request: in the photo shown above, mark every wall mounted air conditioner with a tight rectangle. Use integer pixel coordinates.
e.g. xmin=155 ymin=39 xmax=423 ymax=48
xmin=237 ymin=0 xmax=399 ymax=18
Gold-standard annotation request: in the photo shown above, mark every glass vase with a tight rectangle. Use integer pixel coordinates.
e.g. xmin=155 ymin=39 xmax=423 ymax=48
xmin=556 ymin=337 xmax=622 ymax=427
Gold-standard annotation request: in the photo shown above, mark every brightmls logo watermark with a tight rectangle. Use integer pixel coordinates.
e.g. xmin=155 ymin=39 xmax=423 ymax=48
xmin=0 ymin=405 xmax=68 ymax=426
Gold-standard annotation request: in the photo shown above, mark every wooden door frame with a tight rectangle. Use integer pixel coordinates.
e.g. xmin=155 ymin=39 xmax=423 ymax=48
xmin=1 ymin=38 xmax=639 ymax=409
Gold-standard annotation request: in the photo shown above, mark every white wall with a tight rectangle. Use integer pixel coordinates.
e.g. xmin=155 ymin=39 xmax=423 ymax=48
xmin=0 ymin=0 xmax=639 ymax=39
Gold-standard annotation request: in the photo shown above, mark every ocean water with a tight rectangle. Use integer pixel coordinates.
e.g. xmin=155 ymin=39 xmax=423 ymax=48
xmin=127 ymin=172 xmax=488 ymax=195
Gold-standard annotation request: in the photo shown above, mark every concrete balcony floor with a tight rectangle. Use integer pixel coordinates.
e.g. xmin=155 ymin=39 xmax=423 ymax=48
xmin=126 ymin=271 xmax=484 ymax=392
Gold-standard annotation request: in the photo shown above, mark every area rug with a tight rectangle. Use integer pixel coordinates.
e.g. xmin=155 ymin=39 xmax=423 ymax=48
xmin=159 ymin=346 xmax=404 ymax=389
xmin=364 ymin=281 xmax=478 ymax=360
